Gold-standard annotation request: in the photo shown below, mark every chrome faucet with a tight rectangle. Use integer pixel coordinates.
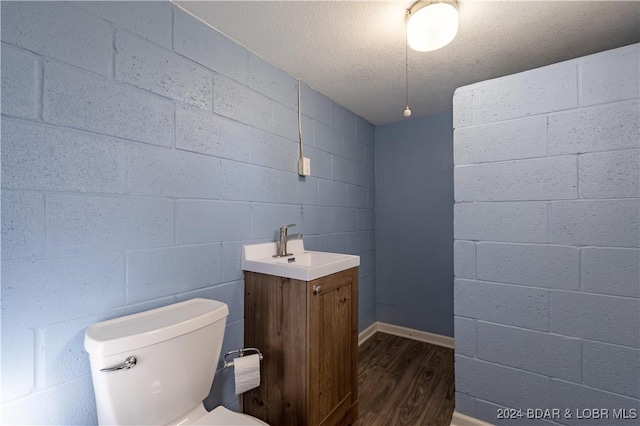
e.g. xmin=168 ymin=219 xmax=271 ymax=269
xmin=273 ymin=223 xmax=303 ymax=257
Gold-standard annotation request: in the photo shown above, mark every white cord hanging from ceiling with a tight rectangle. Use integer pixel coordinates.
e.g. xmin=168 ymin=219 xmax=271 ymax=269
xmin=404 ymin=18 xmax=412 ymax=118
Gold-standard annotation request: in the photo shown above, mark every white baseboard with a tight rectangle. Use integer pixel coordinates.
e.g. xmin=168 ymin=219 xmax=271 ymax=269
xmin=358 ymin=321 xmax=455 ymax=349
xmin=450 ymin=411 xmax=494 ymax=426
xmin=358 ymin=322 xmax=378 ymax=346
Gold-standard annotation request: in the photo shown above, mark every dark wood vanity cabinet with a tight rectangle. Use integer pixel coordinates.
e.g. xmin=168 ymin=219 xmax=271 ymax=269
xmin=243 ymin=267 xmax=359 ymax=426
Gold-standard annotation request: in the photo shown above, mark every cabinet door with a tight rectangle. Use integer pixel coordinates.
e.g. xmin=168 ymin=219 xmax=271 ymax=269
xmin=243 ymin=272 xmax=308 ymax=426
xmin=308 ymin=268 xmax=358 ymax=426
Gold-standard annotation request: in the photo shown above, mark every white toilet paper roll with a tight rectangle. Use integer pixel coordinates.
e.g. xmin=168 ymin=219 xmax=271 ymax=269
xmin=234 ymin=354 xmax=261 ymax=395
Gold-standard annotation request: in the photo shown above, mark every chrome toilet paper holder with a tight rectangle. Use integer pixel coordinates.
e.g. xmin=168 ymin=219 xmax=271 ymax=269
xmin=223 ymin=347 xmax=263 ymax=368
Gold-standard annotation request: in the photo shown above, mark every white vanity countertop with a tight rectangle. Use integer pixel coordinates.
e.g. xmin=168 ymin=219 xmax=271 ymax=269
xmin=242 ymin=241 xmax=360 ymax=281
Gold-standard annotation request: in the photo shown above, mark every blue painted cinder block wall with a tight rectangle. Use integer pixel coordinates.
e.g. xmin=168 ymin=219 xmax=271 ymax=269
xmin=0 ymin=2 xmax=376 ymax=423
xmin=453 ymin=44 xmax=640 ymax=425
xmin=375 ymin=113 xmax=454 ymax=337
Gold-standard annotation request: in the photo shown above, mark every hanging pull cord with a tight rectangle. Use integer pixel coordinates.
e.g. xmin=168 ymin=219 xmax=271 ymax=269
xmin=404 ymin=15 xmax=412 ymax=118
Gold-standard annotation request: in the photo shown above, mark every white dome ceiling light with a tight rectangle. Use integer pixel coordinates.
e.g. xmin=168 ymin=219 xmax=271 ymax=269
xmin=402 ymin=1 xmax=459 ymax=118
xmin=407 ymin=1 xmax=459 ymax=52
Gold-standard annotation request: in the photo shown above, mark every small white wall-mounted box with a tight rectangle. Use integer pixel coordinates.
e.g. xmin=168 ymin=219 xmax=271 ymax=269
xmin=298 ymin=157 xmax=311 ymax=176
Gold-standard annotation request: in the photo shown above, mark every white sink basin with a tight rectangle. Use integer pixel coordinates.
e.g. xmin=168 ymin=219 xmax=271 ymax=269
xmin=242 ymin=240 xmax=360 ymax=281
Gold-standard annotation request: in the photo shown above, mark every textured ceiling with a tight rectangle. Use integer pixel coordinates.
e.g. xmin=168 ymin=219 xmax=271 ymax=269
xmin=175 ymin=1 xmax=640 ymax=125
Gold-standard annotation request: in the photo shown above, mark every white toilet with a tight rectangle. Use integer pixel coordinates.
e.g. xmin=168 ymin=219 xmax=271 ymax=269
xmin=84 ymin=298 xmax=268 ymax=425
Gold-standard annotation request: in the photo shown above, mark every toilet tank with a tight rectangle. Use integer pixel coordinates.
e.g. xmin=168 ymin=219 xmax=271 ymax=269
xmin=84 ymin=298 xmax=229 ymax=425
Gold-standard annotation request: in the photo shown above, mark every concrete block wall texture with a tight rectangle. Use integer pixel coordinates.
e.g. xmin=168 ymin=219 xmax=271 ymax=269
xmin=375 ymin=112 xmax=454 ymax=337
xmin=453 ymin=43 xmax=640 ymax=425
xmin=0 ymin=2 xmax=376 ymax=424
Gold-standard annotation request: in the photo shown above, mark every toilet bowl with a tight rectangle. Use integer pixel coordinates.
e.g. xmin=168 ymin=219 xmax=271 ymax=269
xmin=84 ymin=298 xmax=268 ymax=426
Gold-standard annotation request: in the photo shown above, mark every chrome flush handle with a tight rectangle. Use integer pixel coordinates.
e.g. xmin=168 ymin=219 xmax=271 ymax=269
xmin=100 ymin=356 xmax=137 ymax=372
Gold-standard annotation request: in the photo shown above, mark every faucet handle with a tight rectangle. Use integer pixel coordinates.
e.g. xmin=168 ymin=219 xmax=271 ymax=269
xmin=281 ymin=223 xmax=296 ymax=232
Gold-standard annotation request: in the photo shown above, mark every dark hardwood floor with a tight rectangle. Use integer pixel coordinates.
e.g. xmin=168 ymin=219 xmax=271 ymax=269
xmin=355 ymin=332 xmax=455 ymax=426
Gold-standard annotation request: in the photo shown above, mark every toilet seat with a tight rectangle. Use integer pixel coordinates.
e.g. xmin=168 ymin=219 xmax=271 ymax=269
xmin=191 ymin=406 xmax=269 ymax=426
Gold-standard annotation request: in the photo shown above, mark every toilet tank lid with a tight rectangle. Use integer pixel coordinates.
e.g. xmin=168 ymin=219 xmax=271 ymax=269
xmin=84 ymin=298 xmax=229 ymax=356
